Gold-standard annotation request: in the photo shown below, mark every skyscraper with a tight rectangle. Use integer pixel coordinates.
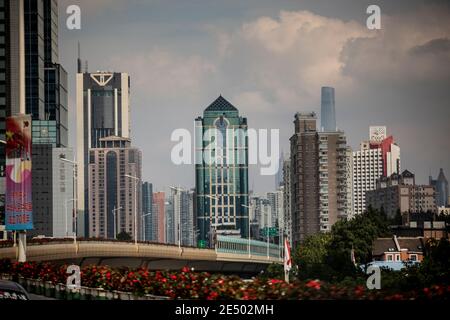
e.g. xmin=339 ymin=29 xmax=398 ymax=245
xmin=172 ymin=188 xmax=195 ymax=247
xmin=290 ymin=112 xmax=348 ymax=247
xmin=195 ymin=96 xmax=249 ymax=247
xmin=142 ymin=182 xmax=155 ymax=241
xmin=88 ymin=137 xmax=142 ymax=239
xmin=430 ymin=169 xmax=449 ymax=207
xmin=153 ymin=192 xmax=166 ymax=243
xmin=76 ymin=71 xmax=130 ymax=236
xmin=282 ymin=158 xmax=293 ymax=244
xmin=0 ymin=0 xmax=27 ymax=239
xmin=353 ymin=127 xmax=401 ymax=216
xmin=320 ymin=87 xmax=336 ymax=132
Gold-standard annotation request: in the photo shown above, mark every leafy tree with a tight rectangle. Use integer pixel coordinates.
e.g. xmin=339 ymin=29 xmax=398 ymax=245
xmin=117 ymin=232 xmax=132 ymax=241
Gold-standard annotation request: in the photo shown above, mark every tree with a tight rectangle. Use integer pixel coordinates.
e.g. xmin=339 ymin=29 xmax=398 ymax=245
xmin=117 ymin=232 xmax=132 ymax=241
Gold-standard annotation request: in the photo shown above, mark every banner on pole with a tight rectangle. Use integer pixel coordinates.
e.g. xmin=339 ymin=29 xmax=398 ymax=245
xmin=5 ymin=115 xmax=33 ymax=231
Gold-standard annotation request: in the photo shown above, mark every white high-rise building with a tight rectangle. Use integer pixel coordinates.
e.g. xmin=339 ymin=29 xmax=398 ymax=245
xmin=353 ymin=141 xmax=383 ymax=216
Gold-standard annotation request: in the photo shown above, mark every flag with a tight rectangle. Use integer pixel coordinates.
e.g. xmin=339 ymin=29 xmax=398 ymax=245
xmin=284 ymin=238 xmax=292 ymax=273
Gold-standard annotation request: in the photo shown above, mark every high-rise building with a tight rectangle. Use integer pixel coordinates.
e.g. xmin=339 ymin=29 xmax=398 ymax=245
xmin=429 ymin=169 xmax=449 ymax=207
xmin=0 ymin=0 xmax=27 ymax=239
xmin=267 ymin=190 xmax=283 ymax=229
xmin=142 ymin=182 xmax=155 ymax=241
xmin=153 ymin=192 xmax=165 ymax=243
xmin=195 ymin=96 xmax=249 ymax=247
xmin=88 ymin=137 xmax=142 ymax=239
xmin=320 ymin=87 xmax=336 ymax=132
xmin=290 ymin=112 xmax=320 ymax=247
xmin=275 ymin=151 xmax=285 ymax=189
xmin=366 ymin=170 xmax=437 ymax=218
xmin=290 ymin=112 xmax=348 ymax=247
xmin=345 ymin=147 xmax=354 ymax=219
xmin=29 ymin=147 xmax=74 ymax=238
xmin=353 ymin=127 xmax=401 ymax=216
xmin=353 ymin=141 xmax=383 ymax=216
xmin=172 ymin=188 xmax=195 ymax=246
xmin=76 ymin=71 xmax=130 ymax=237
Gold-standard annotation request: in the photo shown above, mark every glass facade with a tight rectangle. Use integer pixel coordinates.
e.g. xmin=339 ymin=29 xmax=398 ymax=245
xmin=195 ymin=96 xmax=249 ymax=247
xmin=0 ymin=0 xmax=7 ymax=228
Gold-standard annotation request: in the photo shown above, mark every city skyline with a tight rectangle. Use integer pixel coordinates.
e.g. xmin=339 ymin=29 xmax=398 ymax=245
xmin=58 ymin=0 xmax=450 ymax=195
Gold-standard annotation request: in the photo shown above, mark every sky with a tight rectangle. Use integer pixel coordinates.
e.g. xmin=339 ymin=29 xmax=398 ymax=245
xmin=58 ymin=0 xmax=450 ymax=195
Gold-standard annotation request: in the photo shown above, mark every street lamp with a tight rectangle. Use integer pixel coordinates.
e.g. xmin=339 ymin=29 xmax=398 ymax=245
xmin=59 ymin=157 xmax=78 ymax=238
xmin=124 ymin=174 xmax=140 ymax=246
xmin=64 ymin=198 xmax=77 ymax=237
xmin=112 ymin=206 xmax=123 ymax=240
xmin=169 ymin=186 xmax=185 ymax=250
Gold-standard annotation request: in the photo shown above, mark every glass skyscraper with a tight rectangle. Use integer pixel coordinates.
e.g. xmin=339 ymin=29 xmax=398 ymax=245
xmin=320 ymin=87 xmax=336 ymax=132
xmin=195 ymin=96 xmax=249 ymax=247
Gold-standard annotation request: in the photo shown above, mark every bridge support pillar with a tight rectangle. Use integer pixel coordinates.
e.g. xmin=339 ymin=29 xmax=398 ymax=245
xmin=17 ymin=231 xmax=27 ymax=263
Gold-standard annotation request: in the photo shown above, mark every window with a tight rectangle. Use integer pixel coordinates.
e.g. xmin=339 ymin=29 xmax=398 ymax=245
xmin=409 ymin=254 xmax=418 ymax=262
xmin=386 ymin=254 xmax=393 ymax=261
xmin=395 ymin=254 xmax=401 ymax=261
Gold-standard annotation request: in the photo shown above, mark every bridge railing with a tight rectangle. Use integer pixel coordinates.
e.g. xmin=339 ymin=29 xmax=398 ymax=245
xmin=216 ymin=235 xmax=281 ymax=260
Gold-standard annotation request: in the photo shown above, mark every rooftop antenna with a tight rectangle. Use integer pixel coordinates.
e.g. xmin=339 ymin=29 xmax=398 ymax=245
xmin=77 ymin=42 xmax=82 ymax=73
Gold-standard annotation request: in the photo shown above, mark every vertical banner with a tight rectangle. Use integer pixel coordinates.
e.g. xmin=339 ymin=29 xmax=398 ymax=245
xmin=5 ymin=115 xmax=33 ymax=231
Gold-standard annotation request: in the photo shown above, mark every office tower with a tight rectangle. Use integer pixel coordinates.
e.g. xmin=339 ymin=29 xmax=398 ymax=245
xmin=29 ymin=148 xmax=74 ymax=238
xmin=282 ymin=158 xmax=293 ymax=244
xmin=172 ymin=188 xmax=195 ymax=246
xmin=275 ymin=151 xmax=285 ymax=188
xmin=290 ymin=112 xmax=348 ymax=247
xmin=430 ymin=169 xmax=449 ymax=207
xmin=153 ymin=192 xmax=166 ymax=243
xmin=0 ymin=0 xmax=27 ymax=239
xmin=259 ymin=199 xmax=272 ymax=236
xmin=88 ymin=137 xmax=142 ymax=239
xmin=76 ymin=71 xmax=130 ymax=236
xmin=366 ymin=170 xmax=437 ymax=218
xmin=142 ymin=182 xmax=155 ymax=241
xmin=320 ymin=87 xmax=336 ymax=132
xmin=195 ymin=96 xmax=249 ymax=247
xmin=353 ymin=127 xmax=401 ymax=216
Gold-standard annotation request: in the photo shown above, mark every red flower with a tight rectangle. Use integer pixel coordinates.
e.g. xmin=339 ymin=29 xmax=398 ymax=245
xmin=306 ymin=280 xmax=321 ymax=290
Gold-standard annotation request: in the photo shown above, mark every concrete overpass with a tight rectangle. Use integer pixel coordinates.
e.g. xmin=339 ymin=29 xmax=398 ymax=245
xmin=0 ymin=237 xmax=283 ymax=274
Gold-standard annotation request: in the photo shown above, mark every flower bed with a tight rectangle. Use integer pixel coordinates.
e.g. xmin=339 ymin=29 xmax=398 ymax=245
xmin=0 ymin=259 xmax=449 ymax=300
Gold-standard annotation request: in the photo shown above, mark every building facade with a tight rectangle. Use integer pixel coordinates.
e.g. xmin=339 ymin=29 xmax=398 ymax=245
xmin=429 ymin=168 xmax=449 ymax=208
xmin=153 ymin=192 xmax=165 ymax=243
xmin=76 ymin=71 xmax=130 ymax=237
xmin=353 ymin=141 xmax=383 ymax=216
xmin=195 ymin=96 xmax=249 ymax=247
xmin=142 ymin=182 xmax=155 ymax=241
xmin=366 ymin=170 xmax=437 ymax=218
xmin=320 ymin=87 xmax=336 ymax=132
xmin=282 ymin=158 xmax=292 ymax=244
xmin=172 ymin=188 xmax=195 ymax=246
xmin=88 ymin=137 xmax=142 ymax=240
xmin=290 ymin=112 xmax=349 ymax=247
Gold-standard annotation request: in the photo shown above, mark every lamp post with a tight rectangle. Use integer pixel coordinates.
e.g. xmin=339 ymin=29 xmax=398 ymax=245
xmin=124 ymin=174 xmax=140 ymax=246
xmin=112 ymin=206 xmax=123 ymax=240
xmin=60 ymin=157 xmax=78 ymax=238
xmin=64 ymin=198 xmax=77 ymax=237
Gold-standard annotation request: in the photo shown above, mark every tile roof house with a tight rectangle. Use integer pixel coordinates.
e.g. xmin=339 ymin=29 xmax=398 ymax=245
xmin=372 ymin=235 xmax=425 ymax=263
